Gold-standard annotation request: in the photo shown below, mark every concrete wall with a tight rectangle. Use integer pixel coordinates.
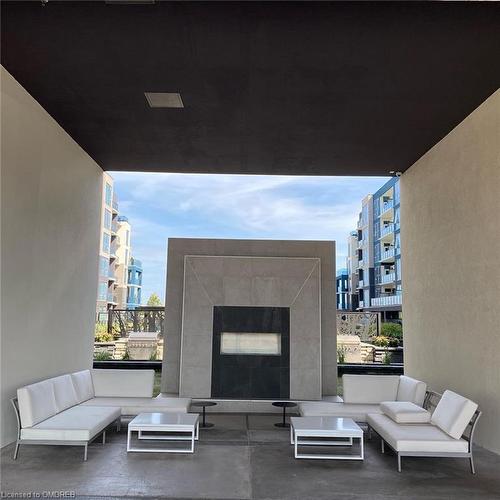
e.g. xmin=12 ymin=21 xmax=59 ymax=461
xmin=180 ymin=256 xmax=322 ymax=399
xmin=1 ymin=67 xmax=102 ymax=446
xmin=401 ymin=89 xmax=500 ymax=453
xmin=162 ymin=238 xmax=337 ymax=396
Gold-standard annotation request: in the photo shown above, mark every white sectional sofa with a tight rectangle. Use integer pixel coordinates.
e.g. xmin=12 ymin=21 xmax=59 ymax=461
xmin=12 ymin=369 xmax=191 ymax=460
xmin=367 ymin=390 xmax=481 ymax=473
xmin=299 ymin=375 xmax=427 ymax=422
xmin=300 ymin=374 xmax=481 ymax=473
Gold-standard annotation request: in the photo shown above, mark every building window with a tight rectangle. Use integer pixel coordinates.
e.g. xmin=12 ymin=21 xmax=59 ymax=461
xmin=105 ymin=183 xmax=112 ymax=206
xmin=98 ymin=281 xmax=107 ymax=301
xmin=102 ymin=233 xmax=111 ymax=253
xmin=104 ymin=209 xmax=112 ymax=230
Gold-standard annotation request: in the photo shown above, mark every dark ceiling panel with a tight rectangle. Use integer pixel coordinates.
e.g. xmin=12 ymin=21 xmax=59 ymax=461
xmin=2 ymin=1 xmax=500 ymax=175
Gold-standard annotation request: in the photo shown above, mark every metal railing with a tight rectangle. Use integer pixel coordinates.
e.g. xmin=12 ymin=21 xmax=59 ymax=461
xmin=108 ymin=307 xmax=165 ymax=337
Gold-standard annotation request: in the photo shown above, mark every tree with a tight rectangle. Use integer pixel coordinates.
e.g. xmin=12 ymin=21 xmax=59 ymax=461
xmin=147 ymin=292 xmax=162 ymax=307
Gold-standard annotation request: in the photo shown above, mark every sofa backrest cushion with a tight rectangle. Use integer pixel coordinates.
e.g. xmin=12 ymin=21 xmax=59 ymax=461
xmin=50 ymin=374 xmax=79 ymax=412
xmin=342 ymin=375 xmax=400 ymax=404
xmin=17 ymin=379 xmax=58 ymax=428
xmin=91 ymin=369 xmax=154 ymax=398
xmin=71 ymin=370 xmax=95 ymax=403
xmin=396 ymin=376 xmax=427 ymax=406
xmin=431 ymin=390 xmax=478 ymax=439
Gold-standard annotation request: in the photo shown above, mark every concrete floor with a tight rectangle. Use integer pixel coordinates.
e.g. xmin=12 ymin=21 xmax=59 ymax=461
xmin=2 ymin=414 xmax=500 ymax=500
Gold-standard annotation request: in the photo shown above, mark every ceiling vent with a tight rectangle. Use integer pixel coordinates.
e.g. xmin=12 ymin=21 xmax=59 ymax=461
xmin=144 ymin=92 xmax=184 ymax=109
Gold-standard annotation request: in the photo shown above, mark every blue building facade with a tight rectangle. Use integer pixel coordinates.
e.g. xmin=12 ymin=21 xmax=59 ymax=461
xmin=348 ymin=177 xmax=402 ymax=318
xmin=126 ymin=257 xmax=143 ymax=309
xmin=336 ymin=268 xmax=349 ymax=310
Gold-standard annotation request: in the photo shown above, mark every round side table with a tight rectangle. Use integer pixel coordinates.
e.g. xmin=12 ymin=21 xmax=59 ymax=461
xmin=272 ymin=401 xmax=297 ymax=428
xmin=191 ymin=401 xmax=217 ymax=428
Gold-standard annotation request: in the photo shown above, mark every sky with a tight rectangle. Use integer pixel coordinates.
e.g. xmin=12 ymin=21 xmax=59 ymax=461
xmin=112 ymin=173 xmax=390 ymax=304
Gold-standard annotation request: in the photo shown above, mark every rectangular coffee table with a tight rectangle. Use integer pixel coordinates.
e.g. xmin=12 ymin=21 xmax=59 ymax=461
xmin=127 ymin=412 xmax=199 ymax=453
xmin=290 ymin=416 xmax=364 ymax=460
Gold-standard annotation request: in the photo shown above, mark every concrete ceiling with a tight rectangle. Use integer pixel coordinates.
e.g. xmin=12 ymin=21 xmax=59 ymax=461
xmin=2 ymin=1 xmax=500 ymax=175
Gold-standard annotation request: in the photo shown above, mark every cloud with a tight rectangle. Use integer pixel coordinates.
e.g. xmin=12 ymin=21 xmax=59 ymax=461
xmin=111 ymin=173 xmax=389 ymax=302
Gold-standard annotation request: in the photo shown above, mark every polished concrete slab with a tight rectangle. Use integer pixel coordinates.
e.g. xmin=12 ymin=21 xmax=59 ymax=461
xmin=1 ymin=414 xmax=500 ymax=500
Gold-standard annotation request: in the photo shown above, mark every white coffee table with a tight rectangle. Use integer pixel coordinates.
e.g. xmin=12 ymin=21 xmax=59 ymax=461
xmin=290 ymin=416 xmax=364 ymax=460
xmin=127 ymin=412 xmax=199 ymax=453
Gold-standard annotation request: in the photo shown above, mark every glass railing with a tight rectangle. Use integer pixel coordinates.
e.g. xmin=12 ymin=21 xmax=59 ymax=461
xmin=380 ymin=224 xmax=394 ymax=238
xmin=380 ymin=248 xmax=395 ymax=261
xmin=380 ymin=199 xmax=394 ymax=214
xmin=381 ymin=272 xmax=396 ymax=284
xmin=371 ymin=294 xmax=402 ymax=307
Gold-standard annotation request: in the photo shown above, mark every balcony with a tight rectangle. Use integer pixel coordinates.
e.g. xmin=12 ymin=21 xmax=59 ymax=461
xmin=358 ymin=300 xmax=364 ymax=308
xmin=357 ymin=239 xmax=363 ymax=249
xmin=107 ymin=292 xmax=118 ymax=304
xmin=379 ymin=224 xmax=394 ymax=240
xmin=112 ymin=199 xmax=119 ymax=214
xmin=371 ymin=294 xmax=402 ymax=307
xmin=381 ymin=272 xmax=396 ymax=284
xmin=380 ymin=248 xmax=395 ymax=262
xmin=357 ymin=280 xmax=364 ymax=288
xmin=111 ymin=220 xmax=119 ymax=234
xmin=358 ymin=259 xmax=364 ymax=267
xmin=380 ymin=199 xmax=394 ymax=215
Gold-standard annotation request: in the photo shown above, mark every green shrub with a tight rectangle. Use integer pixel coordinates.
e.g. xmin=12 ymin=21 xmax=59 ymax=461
xmin=94 ymin=350 xmax=112 ymax=361
xmin=337 ymin=345 xmax=347 ymax=364
xmin=372 ymin=335 xmax=390 ymax=347
xmin=382 ymin=352 xmax=392 ymax=365
xmin=94 ymin=322 xmax=114 ymax=342
xmin=381 ymin=322 xmax=403 ymax=341
xmin=122 ymin=349 xmax=130 ymax=360
xmin=149 ymin=349 xmax=158 ymax=361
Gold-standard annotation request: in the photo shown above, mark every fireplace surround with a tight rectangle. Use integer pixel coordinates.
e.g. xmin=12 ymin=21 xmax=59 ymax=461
xmin=162 ymin=239 xmax=337 ymax=400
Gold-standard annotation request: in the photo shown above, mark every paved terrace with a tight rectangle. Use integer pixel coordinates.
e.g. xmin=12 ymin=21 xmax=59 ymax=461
xmin=2 ymin=414 xmax=500 ymax=500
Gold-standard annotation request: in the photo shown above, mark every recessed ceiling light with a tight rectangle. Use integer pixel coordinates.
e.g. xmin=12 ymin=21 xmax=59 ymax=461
xmin=144 ymin=92 xmax=184 ymax=109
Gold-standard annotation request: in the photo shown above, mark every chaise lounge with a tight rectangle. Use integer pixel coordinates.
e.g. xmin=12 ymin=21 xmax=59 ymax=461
xmin=12 ymin=369 xmax=191 ymax=460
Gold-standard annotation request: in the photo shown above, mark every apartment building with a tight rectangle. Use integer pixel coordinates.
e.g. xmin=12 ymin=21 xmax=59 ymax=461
xmin=347 ymin=177 xmax=402 ymax=319
xmin=96 ymin=175 xmax=143 ymax=319
xmin=336 ymin=268 xmax=349 ymax=310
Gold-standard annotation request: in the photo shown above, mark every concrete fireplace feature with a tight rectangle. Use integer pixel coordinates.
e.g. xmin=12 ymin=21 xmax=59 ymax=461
xmin=162 ymin=239 xmax=337 ymax=400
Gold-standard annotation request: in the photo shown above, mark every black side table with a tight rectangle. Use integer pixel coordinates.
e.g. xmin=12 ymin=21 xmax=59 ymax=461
xmin=191 ymin=401 xmax=217 ymax=428
xmin=272 ymin=401 xmax=297 ymax=428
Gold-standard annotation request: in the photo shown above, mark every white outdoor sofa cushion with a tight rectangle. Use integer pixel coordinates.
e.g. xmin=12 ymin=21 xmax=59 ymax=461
xmin=17 ymin=379 xmax=59 ymax=428
xmin=299 ymin=402 xmax=382 ymax=422
xmin=343 ymin=375 xmax=400 ymax=403
xmin=298 ymin=375 xmax=427 ymax=422
xmin=380 ymin=401 xmax=431 ymax=424
xmin=431 ymin=390 xmax=478 ymax=439
xmin=91 ymin=369 xmax=154 ymax=398
xmin=366 ymin=413 xmax=469 ymax=453
xmin=20 ymin=405 xmax=121 ymax=442
xmin=81 ymin=395 xmax=191 ymax=415
xmin=71 ymin=370 xmax=95 ymax=403
xmin=396 ymin=376 xmax=427 ymax=407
